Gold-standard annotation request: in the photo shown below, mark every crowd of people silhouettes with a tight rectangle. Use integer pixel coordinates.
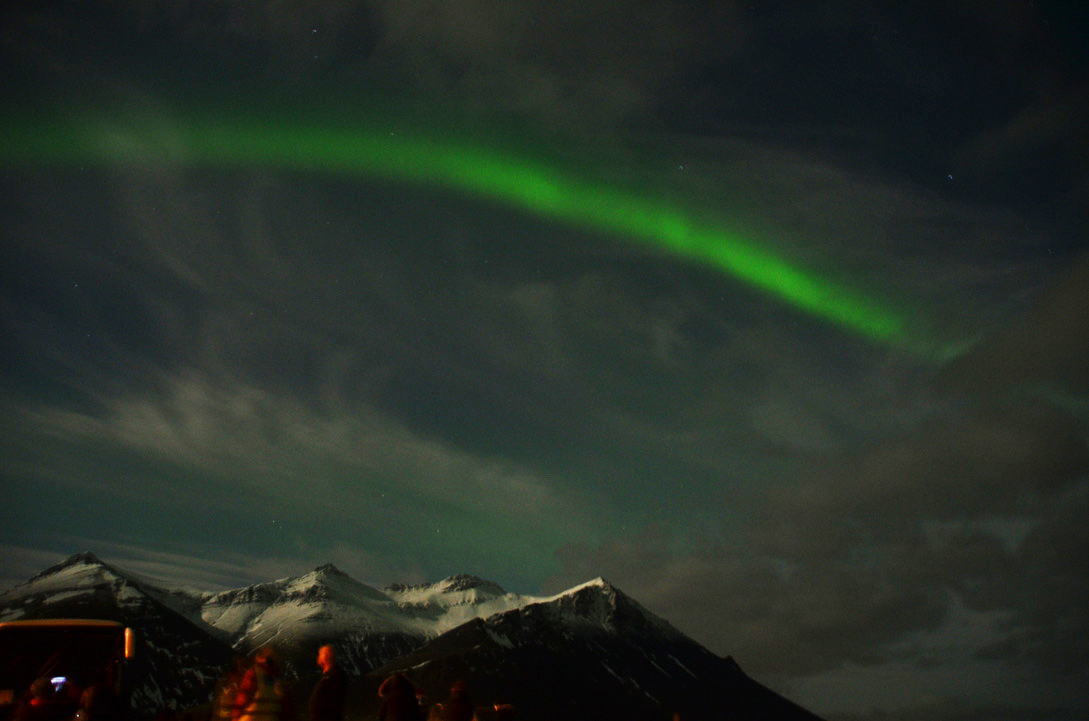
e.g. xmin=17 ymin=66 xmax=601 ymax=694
xmin=11 ymin=643 xmax=509 ymax=721
xmin=205 ymin=645 xmax=499 ymax=721
xmin=11 ymin=673 xmax=122 ymax=721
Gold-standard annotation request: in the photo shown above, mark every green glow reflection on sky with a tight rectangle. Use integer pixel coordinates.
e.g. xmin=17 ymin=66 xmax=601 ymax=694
xmin=2 ymin=110 xmax=940 ymax=356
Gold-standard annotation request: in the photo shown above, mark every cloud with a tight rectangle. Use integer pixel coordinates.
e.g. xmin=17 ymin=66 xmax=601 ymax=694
xmin=6 ymin=0 xmax=745 ymax=133
xmin=0 ymin=539 xmax=424 ymax=598
xmin=951 ymin=81 xmax=1089 ymax=214
xmin=62 ymin=542 xmax=315 ymax=593
xmin=551 ymin=526 xmax=949 ymax=677
xmin=364 ymin=0 xmax=746 ymax=129
xmin=8 ymin=368 xmax=592 ymax=532
xmin=550 ymin=493 xmax=1088 ymax=718
xmin=937 ymin=254 xmax=1089 ymax=395
xmin=71 ymin=540 xmax=426 ymax=593
xmin=549 ymin=391 xmax=1089 ymax=684
xmin=0 ymin=546 xmax=75 ymax=594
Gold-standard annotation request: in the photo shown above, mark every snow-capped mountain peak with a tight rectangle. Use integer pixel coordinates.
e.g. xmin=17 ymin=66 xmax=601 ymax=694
xmin=519 ymin=575 xmax=683 ymax=639
xmin=436 ymin=573 xmax=505 ymax=594
xmin=0 ymin=554 xmax=825 ymax=721
xmin=23 ymin=551 xmax=120 ymax=587
xmin=0 ymin=552 xmax=236 ymax=718
xmin=548 ymin=575 xmax=611 ymax=597
xmin=198 ymin=565 xmax=404 ymax=652
xmin=387 ymin=573 xmax=507 ymax=606
xmin=383 ymin=574 xmax=531 ymax=635
xmin=0 ymin=552 xmax=150 ymax=618
xmin=277 ymin=564 xmax=391 ymax=603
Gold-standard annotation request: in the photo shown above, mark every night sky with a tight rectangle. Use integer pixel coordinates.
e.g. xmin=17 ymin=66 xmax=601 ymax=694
xmin=3 ymin=2 xmax=1088 ymax=719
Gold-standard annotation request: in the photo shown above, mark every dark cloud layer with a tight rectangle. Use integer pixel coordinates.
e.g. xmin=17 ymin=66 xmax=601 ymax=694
xmin=938 ymin=254 xmax=1089 ymax=394
xmin=3 ymin=3 xmax=1088 ymax=721
xmin=8 ymin=0 xmax=1087 ymax=206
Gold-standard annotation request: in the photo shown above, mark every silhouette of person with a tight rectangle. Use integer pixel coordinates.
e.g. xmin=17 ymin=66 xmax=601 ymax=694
xmin=213 ymin=657 xmax=248 ymax=721
xmin=71 ymin=682 xmax=121 ymax=721
xmin=376 ymin=673 xmax=423 ymax=721
xmin=307 ymin=646 xmax=345 ymax=721
xmin=14 ymin=678 xmax=66 ymax=721
xmin=440 ymin=681 xmax=473 ymax=721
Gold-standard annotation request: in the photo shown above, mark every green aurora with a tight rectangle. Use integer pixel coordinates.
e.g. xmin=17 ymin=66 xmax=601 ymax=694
xmin=1 ymin=107 xmax=955 ymax=359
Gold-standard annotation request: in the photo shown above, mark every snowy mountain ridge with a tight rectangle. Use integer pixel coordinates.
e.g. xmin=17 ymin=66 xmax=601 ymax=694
xmin=0 ymin=552 xmax=236 ymax=717
xmin=4 ymin=551 xmax=208 ymax=627
xmin=198 ymin=562 xmax=545 ymax=647
xmin=0 ymin=554 xmax=667 ymax=653
xmin=0 ymin=552 xmax=825 ymax=721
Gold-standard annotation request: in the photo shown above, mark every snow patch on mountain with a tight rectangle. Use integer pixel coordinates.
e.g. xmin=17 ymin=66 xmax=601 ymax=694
xmin=5 ymin=552 xmax=117 ymax=596
xmin=485 ymin=628 xmax=515 ymax=649
xmin=385 ymin=575 xmax=535 ymax=635
xmin=200 ymin=565 xmax=413 ymax=649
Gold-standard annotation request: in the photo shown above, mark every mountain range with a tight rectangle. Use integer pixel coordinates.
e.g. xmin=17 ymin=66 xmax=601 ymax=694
xmin=0 ymin=552 xmax=823 ymax=721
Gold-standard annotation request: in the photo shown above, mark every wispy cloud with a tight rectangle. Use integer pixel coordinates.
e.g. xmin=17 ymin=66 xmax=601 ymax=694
xmin=9 ymin=369 xmax=596 ymax=533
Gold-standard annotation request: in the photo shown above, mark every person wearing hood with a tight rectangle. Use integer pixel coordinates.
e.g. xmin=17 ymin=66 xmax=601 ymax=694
xmin=440 ymin=681 xmax=474 ymax=721
xmin=377 ymin=674 xmax=423 ymax=721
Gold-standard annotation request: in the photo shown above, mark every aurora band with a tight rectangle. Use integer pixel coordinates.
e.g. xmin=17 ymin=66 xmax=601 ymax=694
xmin=1 ymin=108 xmax=944 ymax=357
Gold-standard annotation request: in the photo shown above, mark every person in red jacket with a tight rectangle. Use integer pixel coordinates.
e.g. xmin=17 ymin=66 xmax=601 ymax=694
xmin=234 ymin=648 xmax=294 ymax=721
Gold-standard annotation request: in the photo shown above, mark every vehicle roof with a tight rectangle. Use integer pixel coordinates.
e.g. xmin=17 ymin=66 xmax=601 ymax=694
xmin=0 ymin=619 xmax=124 ymax=629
